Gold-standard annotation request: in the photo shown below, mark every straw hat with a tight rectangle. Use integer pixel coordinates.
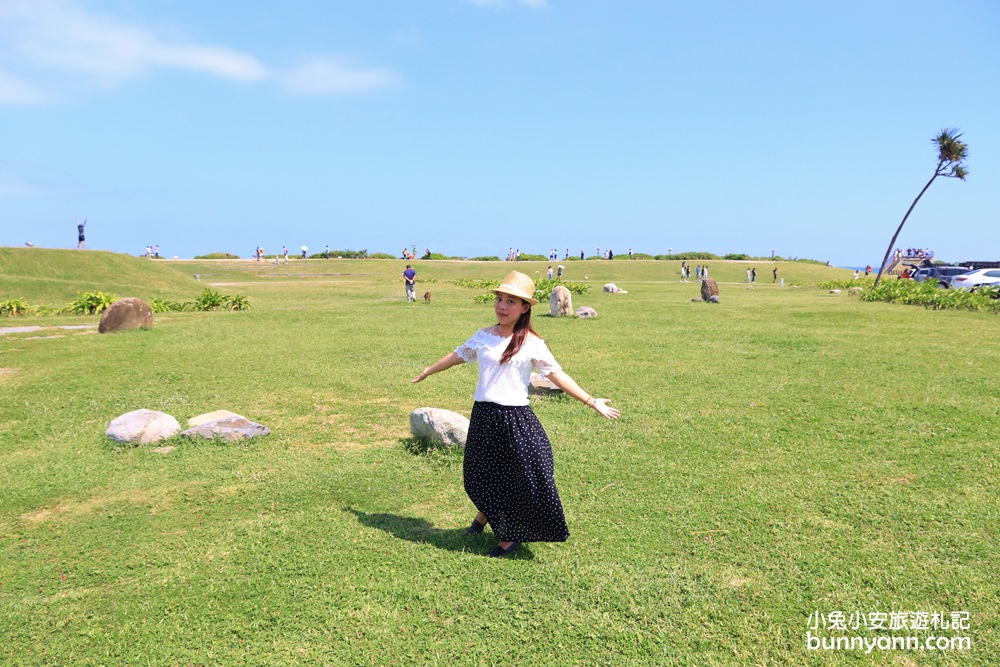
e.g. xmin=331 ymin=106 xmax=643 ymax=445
xmin=492 ymin=271 xmax=538 ymax=306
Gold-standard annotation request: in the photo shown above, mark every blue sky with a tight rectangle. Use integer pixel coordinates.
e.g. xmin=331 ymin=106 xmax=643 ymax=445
xmin=2 ymin=0 xmax=997 ymax=266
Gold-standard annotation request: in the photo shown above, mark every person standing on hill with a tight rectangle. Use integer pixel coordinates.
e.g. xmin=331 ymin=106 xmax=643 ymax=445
xmin=412 ymin=271 xmax=620 ymax=558
xmin=403 ymin=264 xmax=417 ymax=302
xmin=76 ymin=219 xmax=86 ymax=248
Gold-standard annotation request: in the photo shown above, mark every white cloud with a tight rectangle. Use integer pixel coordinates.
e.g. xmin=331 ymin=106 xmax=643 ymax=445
xmin=0 ymin=0 xmax=399 ymax=105
xmin=282 ymin=58 xmax=401 ymax=96
xmin=0 ymin=68 xmax=49 ymax=106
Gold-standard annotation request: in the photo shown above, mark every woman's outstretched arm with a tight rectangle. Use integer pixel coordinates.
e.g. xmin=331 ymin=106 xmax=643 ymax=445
xmin=546 ymin=370 xmax=621 ymax=419
xmin=412 ymin=352 xmax=465 ymax=383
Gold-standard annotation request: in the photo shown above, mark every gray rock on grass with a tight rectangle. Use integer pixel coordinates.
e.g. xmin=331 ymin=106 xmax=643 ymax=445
xmin=180 ymin=415 xmax=271 ymax=441
xmin=529 ymin=372 xmax=563 ymax=396
xmin=575 ymin=306 xmax=597 ymax=318
xmin=549 ymin=285 xmax=573 ymax=317
xmin=701 ymin=278 xmax=720 ymax=302
xmin=187 ymin=410 xmax=245 ymax=427
xmin=99 ymin=297 xmax=153 ymax=334
xmin=410 ymin=407 xmax=469 ymax=447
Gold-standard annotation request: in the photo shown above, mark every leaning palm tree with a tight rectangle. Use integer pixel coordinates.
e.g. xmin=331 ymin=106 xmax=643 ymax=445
xmin=874 ymin=129 xmax=969 ymax=288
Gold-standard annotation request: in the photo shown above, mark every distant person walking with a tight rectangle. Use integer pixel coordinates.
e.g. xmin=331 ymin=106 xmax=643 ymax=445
xmin=412 ymin=271 xmax=620 ymax=558
xmin=751 ymin=267 xmax=756 ymax=283
xmin=403 ymin=264 xmax=417 ymax=302
xmin=773 ymin=267 xmax=778 ymax=283
xmin=76 ymin=219 xmax=86 ymax=248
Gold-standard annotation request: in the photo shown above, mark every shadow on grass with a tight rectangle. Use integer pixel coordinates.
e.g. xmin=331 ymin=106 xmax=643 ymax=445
xmin=344 ymin=507 xmax=534 ymax=560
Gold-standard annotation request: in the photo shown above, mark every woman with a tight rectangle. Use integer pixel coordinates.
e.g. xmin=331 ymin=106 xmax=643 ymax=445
xmin=412 ymin=271 xmax=620 ymax=558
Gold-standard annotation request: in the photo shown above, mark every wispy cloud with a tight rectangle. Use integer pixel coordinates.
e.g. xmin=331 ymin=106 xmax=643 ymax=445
xmin=283 ymin=58 xmax=401 ymax=96
xmin=0 ymin=0 xmax=399 ymax=106
xmin=0 ymin=68 xmax=48 ymax=106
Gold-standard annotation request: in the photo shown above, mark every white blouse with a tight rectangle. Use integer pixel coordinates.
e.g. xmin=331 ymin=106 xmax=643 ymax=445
xmin=455 ymin=328 xmax=562 ymax=406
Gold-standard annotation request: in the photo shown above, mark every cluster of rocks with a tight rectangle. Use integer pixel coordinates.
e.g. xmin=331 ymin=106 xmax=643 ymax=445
xmin=106 ymin=409 xmax=270 ymax=446
xmin=692 ymin=278 xmax=721 ymax=303
xmin=603 ymin=283 xmax=628 ymax=294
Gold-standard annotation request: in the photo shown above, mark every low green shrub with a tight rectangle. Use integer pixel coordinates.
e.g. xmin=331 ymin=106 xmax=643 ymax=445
xmin=150 ymin=297 xmax=189 ymax=313
xmin=66 ymin=291 xmax=117 ymax=315
xmin=192 ymin=288 xmax=227 ymax=311
xmin=225 ymin=294 xmax=252 ymax=311
xmin=369 ymin=253 xmax=396 ymax=259
xmin=816 ymin=278 xmax=875 ymax=290
xmin=454 ymin=278 xmax=589 ymax=304
xmin=654 ymin=251 xmax=721 ymax=260
xmin=153 ymin=292 xmax=250 ymax=312
xmin=310 ymin=249 xmax=368 ymax=259
xmin=857 ymin=279 xmax=999 ymax=313
xmin=0 ymin=299 xmax=31 ymax=317
xmin=0 ymin=297 xmax=31 ymax=317
xmin=194 ymin=252 xmax=240 ymax=259
xmin=468 ymin=256 xmax=502 ymax=262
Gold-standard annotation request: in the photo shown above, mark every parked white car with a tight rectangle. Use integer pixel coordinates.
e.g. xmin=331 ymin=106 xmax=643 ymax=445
xmin=951 ymin=268 xmax=1000 ymax=291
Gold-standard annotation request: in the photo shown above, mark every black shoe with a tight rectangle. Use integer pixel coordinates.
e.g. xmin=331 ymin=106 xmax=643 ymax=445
xmin=488 ymin=542 xmax=520 ymax=558
xmin=468 ymin=515 xmax=487 ymax=534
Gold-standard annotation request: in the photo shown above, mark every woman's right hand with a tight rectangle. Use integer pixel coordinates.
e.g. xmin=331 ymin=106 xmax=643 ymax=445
xmin=592 ymin=398 xmax=620 ymax=420
xmin=412 ymin=368 xmax=430 ymax=383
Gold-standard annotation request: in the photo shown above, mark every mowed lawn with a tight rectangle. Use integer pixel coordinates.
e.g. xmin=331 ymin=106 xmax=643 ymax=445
xmin=1 ymin=252 xmax=997 ymax=666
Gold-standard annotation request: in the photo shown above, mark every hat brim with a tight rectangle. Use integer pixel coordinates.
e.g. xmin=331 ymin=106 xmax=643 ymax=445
xmin=492 ymin=286 xmax=538 ymax=306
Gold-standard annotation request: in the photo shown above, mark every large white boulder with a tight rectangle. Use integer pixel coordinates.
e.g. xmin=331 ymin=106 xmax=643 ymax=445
xmin=409 ymin=407 xmax=469 ymax=447
xmin=106 ymin=409 xmax=181 ymax=444
xmin=549 ymin=285 xmax=573 ymax=317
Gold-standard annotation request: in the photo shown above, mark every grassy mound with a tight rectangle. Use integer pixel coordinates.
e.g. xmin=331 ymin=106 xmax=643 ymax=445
xmin=0 ymin=247 xmax=200 ymax=306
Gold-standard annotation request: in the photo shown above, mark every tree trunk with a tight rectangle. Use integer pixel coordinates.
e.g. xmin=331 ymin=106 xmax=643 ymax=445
xmin=873 ymin=168 xmax=941 ymax=288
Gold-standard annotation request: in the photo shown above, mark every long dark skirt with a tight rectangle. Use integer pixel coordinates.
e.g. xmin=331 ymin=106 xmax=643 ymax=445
xmin=464 ymin=401 xmax=569 ymax=543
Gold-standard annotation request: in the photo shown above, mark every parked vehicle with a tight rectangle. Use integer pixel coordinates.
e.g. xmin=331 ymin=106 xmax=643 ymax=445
xmin=909 ymin=265 xmax=973 ymax=288
xmin=951 ymin=268 xmax=1000 ymax=292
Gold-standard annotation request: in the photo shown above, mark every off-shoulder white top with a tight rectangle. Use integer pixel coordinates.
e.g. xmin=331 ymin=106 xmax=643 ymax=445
xmin=455 ymin=328 xmax=562 ymax=406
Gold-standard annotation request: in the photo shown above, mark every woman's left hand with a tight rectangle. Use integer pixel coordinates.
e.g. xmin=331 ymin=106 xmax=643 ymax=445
xmin=591 ymin=398 xmax=620 ymax=420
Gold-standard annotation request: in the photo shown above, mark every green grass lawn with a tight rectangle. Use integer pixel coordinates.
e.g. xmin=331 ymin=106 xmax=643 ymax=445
xmin=1 ymin=250 xmax=996 ymax=665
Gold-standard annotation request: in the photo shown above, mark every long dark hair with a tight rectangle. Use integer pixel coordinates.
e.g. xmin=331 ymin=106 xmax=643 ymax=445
xmin=500 ymin=302 xmax=538 ymax=364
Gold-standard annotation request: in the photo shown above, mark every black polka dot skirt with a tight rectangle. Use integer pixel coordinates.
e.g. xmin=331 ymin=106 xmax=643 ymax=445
xmin=464 ymin=401 xmax=570 ymax=543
